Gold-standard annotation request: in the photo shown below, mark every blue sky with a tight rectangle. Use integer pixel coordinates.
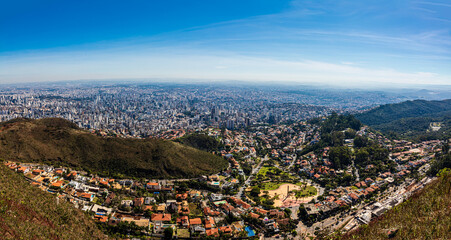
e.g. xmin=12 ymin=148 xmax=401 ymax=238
xmin=1 ymin=0 xmax=451 ymax=87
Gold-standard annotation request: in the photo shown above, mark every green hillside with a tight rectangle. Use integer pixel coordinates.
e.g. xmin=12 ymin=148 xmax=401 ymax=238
xmin=355 ymin=99 xmax=451 ymax=140
xmin=176 ymin=133 xmax=222 ymax=152
xmin=0 ymin=118 xmax=227 ymax=178
xmin=0 ymin=163 xmax=107 ymax=239
xmin=335 ymin=169 xmax=451 ymax=240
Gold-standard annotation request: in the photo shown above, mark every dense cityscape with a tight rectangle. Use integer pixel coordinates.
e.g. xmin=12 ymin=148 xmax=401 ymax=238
xmin=0 ymin=82 xmax=439 ymax=138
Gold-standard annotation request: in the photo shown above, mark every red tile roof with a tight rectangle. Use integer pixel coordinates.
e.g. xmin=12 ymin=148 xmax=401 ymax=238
xmin=189 ymin=218 xmax=202 ymax=225
xmin=151 ymin=213 xmax=171 ymax=222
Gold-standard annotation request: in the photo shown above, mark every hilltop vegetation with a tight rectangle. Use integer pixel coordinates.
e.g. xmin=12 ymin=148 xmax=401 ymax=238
xmin=0 ymin=118 xmax=227 ymax=178
xmin=302 ymin=113 xmax=364 ymax=168
xmin=355 ymin=99 xmax=451 ymax=141
xmin=176 ymin=133 xmax=222 ymax=152
xmin=333 ymin=169 xmax=451 ymax=240
xmin=0 ymin=163 xmax=107 ymax=239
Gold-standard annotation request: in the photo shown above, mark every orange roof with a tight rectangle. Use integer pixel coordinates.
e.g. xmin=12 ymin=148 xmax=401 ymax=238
xmin=151 ymin=213 xmax=171 ymax=222
xmin=189 ymin=218 xmax=202 ymax=225
xmin=249 ymin=212 xmax=260 ymax=219
xmin=51 ymin=181 xmax=63 ymax=187
xmin=206 ymin=228 xmax=219 ymax=236
xmin=254 ymin=207 xmax=269 ymax=215
xmin=349 ymin=193 xmax=359 ymax=200
xmin=17 ymin=166 xmax=27 ymax=172
xmin=32 ymin=169 xmax=43 ymax=174
xmin=176 ymin=216 xmax=189 ymax=225
xmin=95 ymin=215 xmax=108 ymax=222
xmin=143 ymin=205 xmax=153 ymax=211
xmin=79 ymin=193 xmax=93 ymax=199
xmin=219 ymin=226 xmax=233 ymax=233
xmin=205 ymin=216 xmax=214 ymax=225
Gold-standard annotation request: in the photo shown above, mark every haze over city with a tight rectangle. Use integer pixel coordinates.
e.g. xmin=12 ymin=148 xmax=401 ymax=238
xmin=1 ymin=0 xmax=451 ymax=87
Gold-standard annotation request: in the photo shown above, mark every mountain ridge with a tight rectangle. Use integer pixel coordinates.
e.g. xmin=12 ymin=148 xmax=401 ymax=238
xmin=0 ymin=118 xmax=227 ymax=178
xmin=355 ymin=99 xmax=451 ymax=140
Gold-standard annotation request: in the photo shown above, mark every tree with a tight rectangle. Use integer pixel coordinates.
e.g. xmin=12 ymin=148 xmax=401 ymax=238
xmin=164 ymin=227 xmax=173 ymax=240
xmin=329 ymin=146 xmax=352 ymax=169
xmin=250 ymin=186 xmax=260 ymax=198
xmin=354 ymin=135 xmax=368 ymax=148
xmin=355 ymin=149 xmax=369 ymax=164
xmin=344 ymin=129 xmax=356 ymax=139
xmin=332 ymin=131 xmax=345 ymax=147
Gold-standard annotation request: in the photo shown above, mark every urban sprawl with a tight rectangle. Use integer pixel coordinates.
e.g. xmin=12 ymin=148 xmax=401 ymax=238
xmin=0 ymin=84 xmax=445 ymax=239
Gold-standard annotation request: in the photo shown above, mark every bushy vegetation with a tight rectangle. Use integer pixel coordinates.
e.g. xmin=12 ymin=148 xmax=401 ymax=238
xmin=0 ymin=118 xmax=227 ymax=178
xmin=176 ymin=133 xmax=222 ymax=152
xmin=0 ymin=163 xmax=107 ymax=239
xmin=333 ymin=169 xmax=451 ymax=240
xmin=302 ymin=113 xmax=362 ymax=156
xmin=428 ymin=143 xmax=451 ymax=176
xmin=328 ymin=146 xmax=352 ymax=169
xmin=319 ymin=112 xmax=362 ymax=134
xmin=256 ymin=166 xmax=295 ymax=184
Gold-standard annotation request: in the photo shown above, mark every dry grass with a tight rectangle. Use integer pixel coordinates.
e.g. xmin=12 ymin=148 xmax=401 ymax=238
xmin=0 ymin=163 xmax=108 ymax=239
xmin=334 ymin=171 xmax=451 ymax=240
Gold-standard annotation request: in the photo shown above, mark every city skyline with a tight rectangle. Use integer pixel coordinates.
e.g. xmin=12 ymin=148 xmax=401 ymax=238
xmin=1 ymin=0 xmax=451 ymax=87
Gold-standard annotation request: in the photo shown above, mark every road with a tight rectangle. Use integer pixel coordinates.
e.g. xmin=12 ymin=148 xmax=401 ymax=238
xmin=287 ymin=153 xmax=298 ymax=170
xmin=236 ymin=155 xmax=268 ymax=199
xmin=351 ymin=159 xmax=360 ymax=181
xmin=288 ymin=134 xmax=305 ymax=170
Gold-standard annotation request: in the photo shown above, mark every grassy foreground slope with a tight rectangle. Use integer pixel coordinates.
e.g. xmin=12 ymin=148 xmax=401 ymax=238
xmin=0 ymin=118 xmax=227 ymax=178
xmin=0 ymin=163 xmax=107 ymax=239
xmin=338 ymin=171 xmax=451 ymax=240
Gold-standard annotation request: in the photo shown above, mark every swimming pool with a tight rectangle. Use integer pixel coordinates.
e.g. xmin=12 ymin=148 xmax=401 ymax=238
xmin=245 ymin=226 xmax=255 ymax=237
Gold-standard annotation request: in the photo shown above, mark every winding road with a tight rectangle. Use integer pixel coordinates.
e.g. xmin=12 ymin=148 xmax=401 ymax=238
xmin=235 ymin=154 xmax=268 ymax=199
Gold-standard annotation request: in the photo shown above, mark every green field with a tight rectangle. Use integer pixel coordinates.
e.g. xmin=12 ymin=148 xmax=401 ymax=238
xmin=257 ymin=166 xmax=274 ymax=177
xmin=262 ymin=182 xmax=285 ymax=190
xmin=292 ymin=185 xmax=317 ymax=198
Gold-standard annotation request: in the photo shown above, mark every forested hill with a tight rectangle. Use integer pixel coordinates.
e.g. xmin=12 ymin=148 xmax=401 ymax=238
xmin=355 ymin=99 xmax=451 ymax=140
xmin=0 ymin=118 xmax=227 ymax=178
